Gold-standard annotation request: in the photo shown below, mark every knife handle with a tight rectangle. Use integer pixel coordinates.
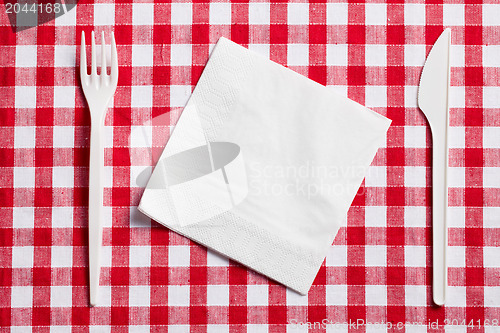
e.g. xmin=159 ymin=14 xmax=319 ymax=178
xmin=431 ymin=128 xmax=448 ymax=306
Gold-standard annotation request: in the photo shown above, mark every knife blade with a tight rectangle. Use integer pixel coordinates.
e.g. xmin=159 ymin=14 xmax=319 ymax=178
xmin=417 ymin=28 xmax=451 ymax=306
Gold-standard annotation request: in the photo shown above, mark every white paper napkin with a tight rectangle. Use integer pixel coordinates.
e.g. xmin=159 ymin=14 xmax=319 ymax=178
xmin=139 ymin=37 xmax=391 ymax=294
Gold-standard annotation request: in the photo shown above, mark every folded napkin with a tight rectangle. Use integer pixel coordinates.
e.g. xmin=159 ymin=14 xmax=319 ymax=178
xmin=139 ymin=37 xmax=391 ymax=294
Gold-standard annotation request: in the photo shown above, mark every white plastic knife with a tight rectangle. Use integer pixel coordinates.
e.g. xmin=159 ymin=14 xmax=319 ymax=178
xmin=417 ymin=28 xmax=451 ymax=306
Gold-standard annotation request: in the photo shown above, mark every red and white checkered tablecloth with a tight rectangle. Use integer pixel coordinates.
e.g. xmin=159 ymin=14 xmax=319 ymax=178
xmin=1 ymin=0 xmax=500 ymax=330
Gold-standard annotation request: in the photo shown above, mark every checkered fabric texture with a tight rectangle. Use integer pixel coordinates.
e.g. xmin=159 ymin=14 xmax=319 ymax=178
xmin=1 ymin=0 xmax=500 ymax=331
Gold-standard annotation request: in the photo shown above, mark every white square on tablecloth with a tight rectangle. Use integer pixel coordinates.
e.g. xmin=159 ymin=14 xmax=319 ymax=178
xmin=249 ymin=3 xmax=270 ymax=25
xmin=404 ymin=45 xmax=425 ymax=67
xmin=50 ymin=286 xmax=72 ymax=307
xmin=404 ymin=126 xmax=427 ymax=148
xmin=96 ymin=287 xmax=111 ymax=307
xmin=451 ymin=203 xmax=466 ymax=229
xmin=448 ymin=207 xmax=465 ymax=228
xmin=55 ymin=4 xmax=76 ymax=26
xmin=484 ymin=207 xmax=500 ymax=228
xmin=484 ymin=167 xmax=500 ymax=188
xmin=129 ymin=246 xmax=151 ymax=267
xmin=404 ymin=4 xmax=425 ymax=26
xmin=483 ymin=45 xmax=500 ymax=67
xmin=14 ymin=167 xmax=35 ymax=188
xmin=130 ymin=125 xmax=152 ymax=148
xmin=51 ymin=246 xmax=73 ymax=267
xmin=330 ymin=85 xmax=348 ymax=97
xmin=207 ymin=326 xmax=228 ymax=333
xmin=405 ymin=285 xmax=426 ymax=306
xmin=364 ymin=166 xmax=387 ymax=187
xmin=209 ymin=3 xmax=231 ymax=25
xmin=130 ymin=166 xmax=151 ymax=188
xmin=448 ymin=167 xmax=465 ymax=188
xmin=326 ymin=244 xmax=347 ymax=266
xmin=104 ymin=126 xmax=113 ymax=149
xmin=365 ymin=45 xmax=386 ymax=67
xmin=365 ymin=245 xmax=386 ymax=267
xmin=15 ymin=45 xmax=37 ymax=67
xmin=483 ymin=87 xmax=500 ymax=108
xmin=52 ymin=167 xmax=74 ymax=188
xmin=485 ymin=287 xmax=500 ymax=307
xmin=248 ymin=44 xmax=270 ymax=58
xmin=170 ymin=85 xmax=192 ymax=107
xmin=94 ymin=4 xmax=114 ymax=26
xmin=168 ymin=245 xmax=190 ymax=267
xmin=133 ymin=3 xmax=153 ymax=25
xmin=171 ymin=3 xmax=192 ymax=25
xmin=449 ymin=126 xmax=465 ymax=148
xmin=447 ymin=286 xmax=466 ymax=307
xmin=483 ymin=4 xmax=500 ymax=26
xmin=287 ymin=44 xmax=309 ymax=66
xmin=15 ymin=87 xmax=36 ymax=109
xmin=103 ymin=166 xmax=113 ymax=191
xmin=364 ymin=206 xmax=387 ymax=228
xmin=365 ymin=86 xmax=387 ymax=108
xmin=326 ymin=3 xmax=347 ymax=25
xmin=404 ymin=86 xmax=419 ymax=108
xmin=448 ymin=246 xmax=465 ymax=268
xmin=50 ymin=326 xmax=73 ymax=333
xmin=168 ymin=285 xmax=190 ymax=306
xmin=13 ymin=207 xmax=34 ymax=228
xmin=53 ymin=126 xmax=75 ymax=148
xmin=170 ymin=44 xmax=192 ymax=66
xmin=11 ymin=286 xmax=32 ymax=307
xmin=404 ymin=166 xmax=426 ymax=188
xmin=51 ymin=207 xmax=73 ymax=228
xmin=129 ymin=286 xmax=150 ymax=307
xmin=54 ymin=86 xmax=75 ymax=108
xmin=131 ymin=86 xmax=152 ymax=108
xmin=326 ymin=44 xmax=347 ymax=66
xmin=404 ymin=245 xmax=426 ymax=267
xmin=450 ymin=86 xmax=465 ymax=108
xmin=207 ymin=285 xmax=229 ymax=306
xmin=443 ymin=4 xmax=465 ymax=26
xmin=484 ymin=247 xmax=500 ymax=267
xmin=404 ymin=206 xmax=426 ymax=228
xmin=365 ymin=285 xmax=387 ymax=306
xmin=12 ymin=246 xmax=33 ymax=268
xmin=365 ymin=4 xmax=386 ymax=26
xmin=246 ymin=325 xmax=268 ymax=333
xmin=246 ymin=285 xmax=268 ymax=306
xmin=451 ymin=45 xmax=465 ymax=67
xmin=326 ymin=285 xmax=347 ymax=305
xmin=484 ymin=127 xmax=500 ymax=149
xmin=132 ymin=45 xmax=153 ymax=67
xmin=130 ymin=327 xmax=154 ymax=333
xmin=101 ymin=245 xmax=112 ymax=268
xmin=206 ymin=250 xmax=228 ymax=266
xmin=286 ymin=288 xmax=308 ymax=305
xmin=130 ymin=206 xmax=151 ymax=227
xmin=287 ymin=3 xmax=309 ymax=25
xmin=55 ymin=45 xmax=75 ymax=67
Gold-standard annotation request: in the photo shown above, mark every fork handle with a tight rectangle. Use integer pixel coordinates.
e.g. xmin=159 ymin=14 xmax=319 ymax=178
xmin=89 ymin=112 xmax=105 ymax=307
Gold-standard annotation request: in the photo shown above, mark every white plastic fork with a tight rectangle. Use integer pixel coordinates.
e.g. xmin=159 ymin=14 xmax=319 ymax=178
xmin=80 ymin=31 xmax=118 ymax=307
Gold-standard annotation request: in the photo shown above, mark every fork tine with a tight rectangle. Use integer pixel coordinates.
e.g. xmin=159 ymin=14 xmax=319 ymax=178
xmin=91 ymin=31 xmax=97 ymax=79
xmin=100 ymin=31 xmax=107 ymax=77
xmin=110 ymin=32 xmax=118 ymax=85
xmin=80 ymin=31 xmax=87 ymax=81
